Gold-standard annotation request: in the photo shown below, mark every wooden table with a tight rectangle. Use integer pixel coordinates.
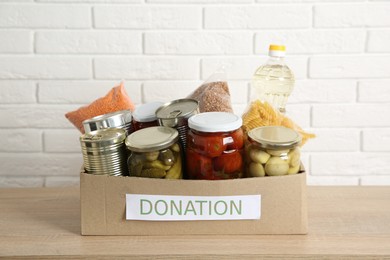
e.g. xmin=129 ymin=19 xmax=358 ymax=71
xmin=0 ymin=187 xmax=389 ymax=259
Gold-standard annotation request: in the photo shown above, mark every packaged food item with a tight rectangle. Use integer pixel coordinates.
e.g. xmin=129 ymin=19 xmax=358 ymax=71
xmin=82 ymin=109 xmax=133 ymax=136
xmin=80 ymin=128 xmax=128 ymax=176
xmin=246 ymin=126 xmax=301 ymax=177
xmin=132 ymin=102 xmax=164 ymax=131
xmin=187 ymin=112 xmax=244 ymax=180
xmin=242 ymin=100 xmax=315 ymax=146
xmin=65 ymin=82 xmax=135 ymax=133
xmin=156 ymin=99 xmax=198 ymax=151
xmin=187 ymin=68 xmax=233 ymax=113
xmin=251 ymin=44 xmax=294 ymax=114
xmin=125 ymin=126 xmax=182 ymax=179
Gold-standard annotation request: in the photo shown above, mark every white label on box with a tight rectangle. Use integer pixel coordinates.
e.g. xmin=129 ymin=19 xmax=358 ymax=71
xmin=126 ymin=194 xmax=261 ymax=221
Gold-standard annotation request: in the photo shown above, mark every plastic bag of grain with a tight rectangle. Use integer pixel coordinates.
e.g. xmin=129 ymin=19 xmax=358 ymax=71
xmin=187 ymin=67 xmax=233 ymax=113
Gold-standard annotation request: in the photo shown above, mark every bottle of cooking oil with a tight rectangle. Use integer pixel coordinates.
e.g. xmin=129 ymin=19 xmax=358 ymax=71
xmin=251 ymin=44 xmax=295 ymax=114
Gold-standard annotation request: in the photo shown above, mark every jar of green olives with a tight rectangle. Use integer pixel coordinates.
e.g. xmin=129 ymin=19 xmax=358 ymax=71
xmin=125 ymin=126 xmax=182 ymax=179
xmin=246 ymin=126 xmax=301 ymax=177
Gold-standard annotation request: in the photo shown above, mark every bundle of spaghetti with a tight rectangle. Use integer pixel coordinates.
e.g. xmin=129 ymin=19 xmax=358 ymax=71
xmin=242 ymin=100 xmax=315 ymax=146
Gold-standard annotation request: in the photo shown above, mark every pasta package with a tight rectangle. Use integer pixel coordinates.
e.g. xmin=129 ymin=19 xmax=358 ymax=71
xmin=242 ymin=101 xmax=315 ymax=146
xmin=65 ymin=82 xmax=135 ymax=133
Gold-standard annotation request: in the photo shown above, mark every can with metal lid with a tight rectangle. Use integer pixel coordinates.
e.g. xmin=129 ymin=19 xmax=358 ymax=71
xmin=125 ymin=126 xmax=182 ymax=179
xmin=82 ymin=109 xmax=134 ymax=136
xmin=246 ymin=126 xmax=301 ymax=177
xmin=80 ymin=128 xmax=127 ymax=176
xmin=155 ymin=99 xmax=198 ymax=151
xmin=132 ymin=101 xmax=164 ymax=131
xmin=187 ymin=112 xmax=244 ymax=180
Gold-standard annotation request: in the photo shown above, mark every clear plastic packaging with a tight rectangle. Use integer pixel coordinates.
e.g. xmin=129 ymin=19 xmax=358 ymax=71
xmin=187 ymin=67 xmax=233 ymax=113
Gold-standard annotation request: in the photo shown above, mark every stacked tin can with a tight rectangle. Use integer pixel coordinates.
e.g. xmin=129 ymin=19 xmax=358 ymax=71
xmin=155 ymin=99 xmax=199 ymax=151
xmin=80 ymin=128 xmax=128 ymax=176
xmin=82 ymin=109 xmax=134 ymax=135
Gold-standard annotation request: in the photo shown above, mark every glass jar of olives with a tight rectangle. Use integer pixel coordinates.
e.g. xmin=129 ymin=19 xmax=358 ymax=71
xmin=125 ymin=126 xmax=182 ymax=179
xmin=246 ymin=126 xmax=301 ymax=177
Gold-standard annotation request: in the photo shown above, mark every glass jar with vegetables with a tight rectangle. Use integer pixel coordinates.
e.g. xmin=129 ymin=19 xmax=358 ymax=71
xmin=125 ymin=126 xmax=182 ymax=179
xmin=187 ymin=112 xmax=244 ymax=180
xmin=246 ymin=126 xmax=301 ymax=177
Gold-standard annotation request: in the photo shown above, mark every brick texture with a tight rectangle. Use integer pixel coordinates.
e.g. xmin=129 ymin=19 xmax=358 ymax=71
xmin=0 ymin=1 xmax=389 ymax=186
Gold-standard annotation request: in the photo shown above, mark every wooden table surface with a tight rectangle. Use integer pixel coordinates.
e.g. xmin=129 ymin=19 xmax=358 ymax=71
xmin=0 ymin=187 xmax=389 ymax=259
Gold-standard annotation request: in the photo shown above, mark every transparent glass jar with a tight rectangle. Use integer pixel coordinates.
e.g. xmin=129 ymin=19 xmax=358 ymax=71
xmin=246 ymin=126 xmax=301 ymax=177
xmin=132 ymin=101 xmax=163 ymax=131
xmin=187 ymin=112 xmax=244 ymax=180
xmin=125 ymin=126 xmax=182 ymax=179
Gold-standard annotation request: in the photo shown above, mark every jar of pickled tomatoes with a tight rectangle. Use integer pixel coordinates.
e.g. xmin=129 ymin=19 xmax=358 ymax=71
xmin=186 ymin=112 xmax=244 ymax=180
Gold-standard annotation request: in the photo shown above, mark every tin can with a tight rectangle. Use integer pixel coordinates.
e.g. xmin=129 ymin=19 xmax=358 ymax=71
xmin=187 ymin=112 xmax=244 ymax=180
xmin=155 ymin=99 xmax=198 ymax=151
xmin=125 ymin=126 xmax=182 ymax=179
xmin=246 ymin=126 xmax=301 ymax=177
xmin=80 ymin=128 xmax=127 ymax=176
xmin=132 ymin=102 xmax=164 ymax=131
xmin=82 ymin=109 xmax=134 ymax=136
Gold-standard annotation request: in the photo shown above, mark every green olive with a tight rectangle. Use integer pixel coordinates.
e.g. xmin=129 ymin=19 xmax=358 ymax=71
xmin=145 ymin=151 xmax=159 ymax=162
xmin=249 ymin=148 xmax=270 ymax=164
xmin=249 ymin=162 xmax=265 ymax=177
xmin=288 ymin=164 xmax=300 ymax=175
xmin=266 ymin=149 xmax=290 ymax=157
xmin=265 ymin=156 xmax=289 ymax=176
xmin=288 ymin=148 xmax=300 ymax=167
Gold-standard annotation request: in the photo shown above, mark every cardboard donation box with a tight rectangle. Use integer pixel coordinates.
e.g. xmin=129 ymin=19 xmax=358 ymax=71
xmin=80 ymin=169 xmax=308 ymax=235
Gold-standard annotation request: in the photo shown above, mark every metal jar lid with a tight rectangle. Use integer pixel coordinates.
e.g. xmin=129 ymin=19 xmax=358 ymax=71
xmin=248 ymin=126 xmax=301 ymax=150
xmin=80 ymin=128 xmax=127 ymax=148
xmin=188 ymin=112 xmax=242 ymax=133
xmin=82 ymin=110 xmax=132 ymax=133
xmin=125 ymin=126 xmax=179 ymax=152
xmin=156 ymin=99 xmax=198 ymax=128
xmin=133 ymin=101 xmax=164 ymax=123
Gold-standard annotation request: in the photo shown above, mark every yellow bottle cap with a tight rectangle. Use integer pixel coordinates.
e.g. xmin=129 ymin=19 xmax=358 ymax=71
xmin=269 ymin=45 xmax=286 ymax=51
xmin=268 ymin=44 xmax=286 ymax=57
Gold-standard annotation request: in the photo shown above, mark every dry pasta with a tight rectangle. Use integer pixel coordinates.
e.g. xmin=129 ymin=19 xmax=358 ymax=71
xmin=242 ymin=101 xmax=315 ymax=146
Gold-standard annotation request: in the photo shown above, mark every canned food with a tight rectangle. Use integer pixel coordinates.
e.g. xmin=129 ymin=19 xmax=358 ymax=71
xmin=187 ymin=112 xmax=244 ymax=180
xmin=80 ymin=128 xmax=128 ymax=176
xmin=156 ymin=99 xmax=198 ymax=151
xmin=246 ymin=126 xmax=301 ymax=177
xmin=132 ymin=102 xmax=164 ymax=131
xmin=125 ymin=126 xmax=182 ymax=179
xmin=82 ymin=109 xmax=133 ymax=136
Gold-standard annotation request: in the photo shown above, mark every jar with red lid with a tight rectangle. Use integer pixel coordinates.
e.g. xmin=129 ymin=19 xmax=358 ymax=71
xmin=132 ymin=102 xmax=163 ymax=131
xmin=186 ymin=112 xmax=244 ymax=180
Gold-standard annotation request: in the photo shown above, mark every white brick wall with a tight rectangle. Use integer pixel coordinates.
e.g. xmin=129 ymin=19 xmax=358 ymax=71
xmin=0 ymin=0 xmax=389 ymax=187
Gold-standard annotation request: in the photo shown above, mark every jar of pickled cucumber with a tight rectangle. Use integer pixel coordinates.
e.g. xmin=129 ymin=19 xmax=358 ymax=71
xmin=187 ymin=112 xmax=244 ymax=180
xmin=246 ymin=126 xmax=301 ymax=177
xmin=125 ymin=126 xmax=182 ymax=179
